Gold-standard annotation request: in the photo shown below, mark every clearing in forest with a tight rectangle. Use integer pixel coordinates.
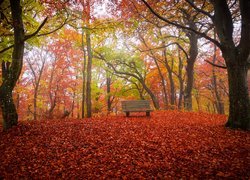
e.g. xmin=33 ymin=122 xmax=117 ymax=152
xmin=0 ymin=111 xmax=249 ymax=179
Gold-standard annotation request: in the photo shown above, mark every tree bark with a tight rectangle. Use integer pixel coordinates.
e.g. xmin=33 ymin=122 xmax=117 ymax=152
xmin=81 ymin=29 xmax=87 ymax=118
xmin=177 ymin=49 xmax=184 ymax=109
xmin=86 ymin=28 xmax=92 ymax=118
xmin=0 ymin=86 xmax=18 ymax=129
xmin=225 ymin=55 xmax=250 ymax=129
xmin=163 ymin=53 xmax=176 ymax=107
xmin=211 ymin=38 xmax=224 ymax=114
xmin=184 ymin=22 xmax=198 ymax=111
xmin=211 ymin=0 xmax=250 ymax=129
xmin=0 ymin=0 xmax=24 ymax=130
xmin=106 ymin=71 xmax=112 ymax=113
xmin=138 ymin=78 xmax=160 ymax=109
xmin=27 ymin=55 xmax=45 ymax=120
xmin=154 ymin=55 xmax=168 ymax=109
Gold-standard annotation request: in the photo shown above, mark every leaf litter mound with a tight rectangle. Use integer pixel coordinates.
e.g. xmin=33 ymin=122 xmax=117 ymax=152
xmin=0 ymin=111 xmax=249 ymax=179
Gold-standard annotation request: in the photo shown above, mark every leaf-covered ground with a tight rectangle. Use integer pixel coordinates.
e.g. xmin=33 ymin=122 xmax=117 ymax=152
xmin=0 ymin=111 xmax=249 ymax=179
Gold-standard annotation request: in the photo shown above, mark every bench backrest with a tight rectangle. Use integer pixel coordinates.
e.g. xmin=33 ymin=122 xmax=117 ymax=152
xmin=121 ymin=100 xmax=151 ymax=111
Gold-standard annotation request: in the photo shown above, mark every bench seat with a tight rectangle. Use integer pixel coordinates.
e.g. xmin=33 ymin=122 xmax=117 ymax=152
xmin=121 ymin=100 xmax=153 ymax=117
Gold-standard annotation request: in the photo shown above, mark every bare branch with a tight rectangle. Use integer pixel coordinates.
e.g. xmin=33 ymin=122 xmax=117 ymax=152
xmin=205 ymin=60 xmax=227 ymax=69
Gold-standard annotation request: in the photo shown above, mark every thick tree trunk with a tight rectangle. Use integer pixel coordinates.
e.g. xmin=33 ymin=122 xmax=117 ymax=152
xmin=184 ymin=59 xmax=195 ymax=111
xmin=183 ymin=14 xmax=198 ymax=111
xmin=211 ymin=0 xmax=250 ymax=130
xmin=225 ymin=63 xmax=250 ymax=130
xmin=184 ymin=31 xmax=198 ymax=111
xmin=0 ymin=86 xmax=18 ymax=129
xmin=0 ymin=0 xmax=24 ymax=130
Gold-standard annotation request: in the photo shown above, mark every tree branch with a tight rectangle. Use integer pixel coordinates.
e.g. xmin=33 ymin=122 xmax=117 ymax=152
xmin=0 ymin=45 xmax=14 ymax=54
xmin=205 ymin=60 xmax=227 ymax=69
xmin=140 ymin=0 xmax=222 ymax=49
xmin=185 ymin=0 xmax=214 ymax=20
xmin=0 ymin=17 xmax=48 ymax=54
xmin=38 ymin=15 xmax=69 ymax=37
xmin=24 ymin=17 xmax=48 ymax=40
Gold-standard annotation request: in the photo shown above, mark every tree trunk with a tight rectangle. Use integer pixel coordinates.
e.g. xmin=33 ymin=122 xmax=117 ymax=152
xmin=106 ymin=72 xmax=112 ymax=113
xmin=0 ymin=0 xmax=24 ymax=130
xmin=48 ymin=65 xmax=57 ymax=119
xmin=0 ymin=86 xmax=18 ymax=129
xmin=34 ymin=88 xmax=38 ymax=120
xmin=155 ymin=60 xmax=168 ymax=109
xmin=183 ymin=12 xmax=198 ymax=111
xmin=184 ymin=30 xmax=198 ymax=111
xmin=184 ymin=59 xmax=195 ymax=111
xmin=139 ymin=79 xmax=160 ymax=109
xmin=163 ymin=47 xmax=175 ymax=108
xmin=81 ymin=28 xmax=87 ymax=118
xmin=86 ymin=29 xmax=92 ymax=118
xmin=211 ymin=0 xmax=250 ymax=129
xmin=212 ymin=43 xmax=224 ymax=114
xmin=167 ymin=67 xmax=176 ymax=106
xmin=177 ymin=50 xmax=184 ymax=110
xmin=225 ymin=62 xmax=250 ymax=130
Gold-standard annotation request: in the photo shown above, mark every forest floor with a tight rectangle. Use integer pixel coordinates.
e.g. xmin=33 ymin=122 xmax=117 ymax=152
xmin=0 ymin=111 xmax=249 ymax=179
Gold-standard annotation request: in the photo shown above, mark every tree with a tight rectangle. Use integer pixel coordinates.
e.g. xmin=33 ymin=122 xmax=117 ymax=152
xmin=141 ymin=0 xmax=250 ymax=130
xmin=95 ymin=48 xmax=160 ymax=109
xmin=0 ymin=0 xmax=68 ymax=130
xmin=26 ymin=47 xmax=47 ymax=120
xmin=137 ymin=32 xmax=169 ymax=109
xmin=0 ymin=0 xmax=27 ymax=130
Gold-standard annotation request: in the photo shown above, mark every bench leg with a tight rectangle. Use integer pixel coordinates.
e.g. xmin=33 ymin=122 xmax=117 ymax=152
xmin=126 ymin=112 xmax=129 ymax=117
xmin=146 ymin=111 xmax=150 ymax=116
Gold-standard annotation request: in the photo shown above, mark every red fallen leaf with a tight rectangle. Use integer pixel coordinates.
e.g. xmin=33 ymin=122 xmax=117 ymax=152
xmin=0 ymin=111 xmax=249 ymax=179
xmin=216 ymin=172 xmax=231 ymax=177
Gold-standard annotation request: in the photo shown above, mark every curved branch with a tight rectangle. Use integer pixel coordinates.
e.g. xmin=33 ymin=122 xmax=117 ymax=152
xmin=185 ymin=0 xmax=214 ymax=20
xmin=140 ymin=0 xmax=222 ymax=49
xmin=205 ymin=60 xmax=227 ymax=69
xmin=38 ymin=14 xmax=69 ymax=37
xmin=24 ymin=17 xmax=48 ymax=40
xmin=0 ymin=17 xmax=48 ymax=54
xmin=137 ymin=42 xmax=189 ymax=61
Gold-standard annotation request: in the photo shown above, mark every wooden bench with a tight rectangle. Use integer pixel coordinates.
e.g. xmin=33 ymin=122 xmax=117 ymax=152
xmin=121 ymin=100 xmax=153 ymax=117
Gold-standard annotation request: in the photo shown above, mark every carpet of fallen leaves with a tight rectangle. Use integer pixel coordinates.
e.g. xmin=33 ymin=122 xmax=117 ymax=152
xmin=0 ymin=111 xmax=249 ymax=179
